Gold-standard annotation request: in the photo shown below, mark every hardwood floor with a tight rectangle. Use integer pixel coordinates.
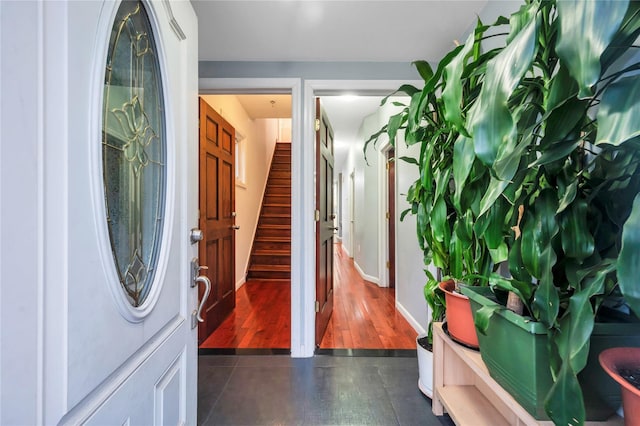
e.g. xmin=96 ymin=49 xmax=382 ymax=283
xmin=200 ymin=279 xmax=291 ymax=348
xmin=319 ymin=244 xmax=417 ymax=349
xmin=199 ymin=243 xmax=418 ymax=350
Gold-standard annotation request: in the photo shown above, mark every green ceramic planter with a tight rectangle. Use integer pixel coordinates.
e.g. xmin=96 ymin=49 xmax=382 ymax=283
xmin=462 ymin=286 xmax=640 ymax=421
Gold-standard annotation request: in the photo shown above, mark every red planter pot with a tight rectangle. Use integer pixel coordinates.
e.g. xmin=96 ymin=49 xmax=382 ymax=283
xmin=599 ymin=347 xmax=640 ymax=426
xmin=439 ymin=279 xmax=479 ymax=349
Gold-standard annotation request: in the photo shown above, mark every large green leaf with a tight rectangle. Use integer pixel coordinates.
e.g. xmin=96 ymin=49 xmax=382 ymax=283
xmin=420 ymin=143 xmax=433 ymax=190
xmin=544 ymin=361 xmax=584 ymax=426
xmin=600 ymin=1 xmax=640 ymax=71
xmin=509 ymin=237 xmax=533 ymax=284
xmin=546 ymin=62 xmax=579 ymax=113
xmin=556 ymin=0 xmax=629 ymax=99
xmin=452 ymin=136 xmax=475 ymax=211
xmin=406 ymin=91 xmax=424 ymax=137
xmin=385 ymin=112 xmax=405 ymax=144
xmin=557 ymin=178 xmax=577 ymax=214
xmin=531 ymin=248 xmax=560 ymax=328
xmin=522 ymin=191 xmax=560 ymax=327
xmin=492 ymin=122 xmax=532 ymax=182
xmin=449 ymin=226 xmax=463 ymax=279
xmin=430 ymin=196 xmax=448 ymax=244
xmin=545 ymin=267 xmax=607 ymax=426
xmin=473 ymin=304 xmax=500 ymax=336
xmin=521 ymin=190 xmax=559 ymax=278
xmin=413 ymin=46 xmax=464 ymax=126
xmin=618 ymin=192 xmax=640 ymax=317
xmin=434 ymin=166 xmax=451 ymax=201
xmin=530 ymin=140 xmax=580 ymax=169
xmin=442 ymin=31 xmax=476 ymax=135
xmin=412 ymin=60 xmax=434 ymax=83
xmin=557 ymin=287 xmax=599 ymax=374
xmin=540 ymin=97 xmax=588 ymax=150
xmin=507 ymin=0 xmax=540 ymax=43
xmin=478 ymin=177 xmax=509 ymax=218
xmin=560 ymin=199 xmax=595 ymax=261
xmin=478 ymin=199 xmax=510 ymax=264
xmin=470 ymin=6 xmax=539 ymax=166
xmin=596 ymin=76 xmax=640 ymax=147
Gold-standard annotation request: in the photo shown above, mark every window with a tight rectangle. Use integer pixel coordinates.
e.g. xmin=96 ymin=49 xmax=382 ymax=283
xmin=102 ymin=0 xmax=166 ymax=307
xmin=235 ymin=132 xmax=246 ymax=186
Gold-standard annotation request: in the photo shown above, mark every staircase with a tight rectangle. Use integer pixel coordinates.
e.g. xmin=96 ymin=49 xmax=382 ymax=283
xmin=247 ymin=142 xmax=291 ymax=280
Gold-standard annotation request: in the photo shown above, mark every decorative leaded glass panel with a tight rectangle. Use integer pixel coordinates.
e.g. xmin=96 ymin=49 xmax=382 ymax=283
xmin=102 ymin=0 xmax=166 ymax=307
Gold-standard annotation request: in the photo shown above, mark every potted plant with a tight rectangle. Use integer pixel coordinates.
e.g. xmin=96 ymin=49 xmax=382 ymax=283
xmin=370 ymin=0 xmax=640 ymax=423
xmin=416 ymin=272 xmax=445 ymax=397
xmin=437 ymin=0 xmax=640 ymax=424
xmin=600 ymin=347 xmax=640 ymax=425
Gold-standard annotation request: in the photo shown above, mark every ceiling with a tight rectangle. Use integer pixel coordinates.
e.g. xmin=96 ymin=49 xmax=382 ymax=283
xmin=235 ymin=94 xmax=292 ymax=119
xmin=191 ymin=1 xmax=520 ymax=171
xmin=192 ymin=1 xmax=499 ymax=63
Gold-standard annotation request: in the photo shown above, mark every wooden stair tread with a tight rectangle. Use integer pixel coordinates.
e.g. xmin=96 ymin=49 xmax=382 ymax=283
xmin=248 ymin=264 xmax=291 ymax=271
xmin=255 ymin=234 xmax=290 ymax=239
xmin=253 ymin=249 xmax=291 ymax=255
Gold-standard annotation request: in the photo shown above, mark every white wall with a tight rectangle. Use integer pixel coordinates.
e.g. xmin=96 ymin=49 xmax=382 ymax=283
xmin=333 ymin=98 xmax=430 ymax=333
xmin=200 ymin=95 xmax=279 ymax=288
xmin=394 ymin=128 xmax=433 ymax=334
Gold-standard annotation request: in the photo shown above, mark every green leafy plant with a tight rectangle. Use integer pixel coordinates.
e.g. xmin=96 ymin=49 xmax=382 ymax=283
xmin=369 ymin=0 xmax=640 ymax=423
xmin=447 ymin=1 xmax=640 ymax=424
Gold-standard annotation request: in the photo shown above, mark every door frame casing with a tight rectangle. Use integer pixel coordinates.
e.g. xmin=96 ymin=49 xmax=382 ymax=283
xmin=305 ymin=80 xmax=415 ymax=354
xmin=198 ymin=78 xmax=415 ymax=358
xmin=198 ymin=78 xmax=309 ymax=355
xmin=378 ymin=141 xmax=393 ymax=289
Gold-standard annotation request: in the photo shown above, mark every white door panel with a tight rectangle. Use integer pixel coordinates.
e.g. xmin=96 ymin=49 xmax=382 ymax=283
xmin=24 ymin=0 xmax=196 ymax=424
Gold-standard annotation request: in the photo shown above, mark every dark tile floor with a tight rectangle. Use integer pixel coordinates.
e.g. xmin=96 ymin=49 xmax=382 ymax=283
xmin=198 ymin=354 xmax=455 ymax=426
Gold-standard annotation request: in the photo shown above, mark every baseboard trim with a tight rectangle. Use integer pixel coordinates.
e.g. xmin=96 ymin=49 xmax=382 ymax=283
xmin=396 ymin=301 xmax=426 ymax=335
xmin=235 ymin=276 xmax=246 ymax=291
xmin=353 ymin=261 xmax=380 ymax=285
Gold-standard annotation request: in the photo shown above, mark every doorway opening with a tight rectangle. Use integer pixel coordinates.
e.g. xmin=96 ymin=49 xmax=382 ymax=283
xmin=196 ymin=92 xmax=417 ymax=353
xmin=314 ymin=95 xmax=415 ymax=351
xmin=197 ymin=94 xmax=293 ymax=354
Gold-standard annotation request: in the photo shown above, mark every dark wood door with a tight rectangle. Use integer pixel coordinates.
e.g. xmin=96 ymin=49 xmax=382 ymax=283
xmin=198 ymin=98 xmax=236 ymax=344
xmin=387 ymin=149 xmax=396 ymax=289
xmin=315 ymin=98 xmax=335 ymax=346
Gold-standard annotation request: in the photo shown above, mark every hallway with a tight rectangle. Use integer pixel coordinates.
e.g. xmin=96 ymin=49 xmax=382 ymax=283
xmin=200 ymin=243 xmax=418 ymax=350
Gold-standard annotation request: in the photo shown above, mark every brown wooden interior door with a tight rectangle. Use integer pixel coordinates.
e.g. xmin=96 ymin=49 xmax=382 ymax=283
xmin=198 ymin=98 xmax=236 ymax=344
xmin=315 ymin=98 xmax=335 ymax=346
xmin=387 ymin=149 xmax=396 ymax=289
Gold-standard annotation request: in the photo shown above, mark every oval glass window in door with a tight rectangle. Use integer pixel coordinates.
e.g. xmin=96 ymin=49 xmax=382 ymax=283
xmin=102 ymin=0 xmax=166 ymax=307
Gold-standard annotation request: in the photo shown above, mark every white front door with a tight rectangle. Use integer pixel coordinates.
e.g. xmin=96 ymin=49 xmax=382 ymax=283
xmin=0 ymin=1 xmax=199 ymax=424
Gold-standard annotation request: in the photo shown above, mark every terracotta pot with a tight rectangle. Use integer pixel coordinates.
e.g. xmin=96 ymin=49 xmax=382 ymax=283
xmin=439 ymin=279 xmax=479 ymax=349
xmin=599 ymin=347 xmax=640 ymax=426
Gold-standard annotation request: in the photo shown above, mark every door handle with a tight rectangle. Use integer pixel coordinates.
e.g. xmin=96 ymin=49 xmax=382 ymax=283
xmin=190 ymin=228 xmax=204 ymax=244
xmin=194 ymin=275 xmax=211 ymax=322
xmin=190 ymin=257 xmax=211 ymax=327
xmin=231 ymin=225 xmax=240 ymax=230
